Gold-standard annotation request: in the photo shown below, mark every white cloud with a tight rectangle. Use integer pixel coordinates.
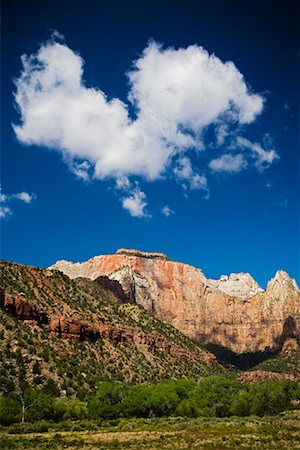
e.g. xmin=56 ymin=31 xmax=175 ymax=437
xmin=161 ymin=205 xmax=174 ymax=217
xmin=209 ymin=154 xmax=248 ymax=173
xmin=216 ymin=124 xmax=229 ymax=146
xmin=13 ymin=35 xmax=277 ymax=216
xmin=237 ymin=137 xmax=279 ymax=171
xmin=14 ymin=191 xmax=35 ymax=203
xmin=128 ymin=41 xmax=263 ymax=134
xmin=67 ymin=160 xmax=91 ymax=181
xmin=0 ymin=188 xmax=36 ymax=219
xmin=0 ymin=206 xmax=12 ymax=219
xmin=174 ymin=157 xmax=208 ymax=191
xmin=122 ymin=186 xmax=148 ymax=218
xmin=115 ymin=176 xmax=131 ymax=190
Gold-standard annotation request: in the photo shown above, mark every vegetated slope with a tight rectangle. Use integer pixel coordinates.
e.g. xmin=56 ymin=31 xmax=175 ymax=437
xmin=245 ymin=351 xmax=300 ymax=379
xmin=0 ymin=261 xmax=219 ymax=399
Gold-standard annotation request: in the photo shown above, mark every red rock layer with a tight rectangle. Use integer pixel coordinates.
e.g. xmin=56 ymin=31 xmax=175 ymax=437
xmin=1 ymin=290 xmax=216 ymax=365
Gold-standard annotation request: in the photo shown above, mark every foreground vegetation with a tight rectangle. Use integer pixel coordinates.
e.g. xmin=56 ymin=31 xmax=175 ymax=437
xmin=1 ymin=411 xmax=300 ymax=449
xmin=1 ymin=377 xmax=299 ymax=426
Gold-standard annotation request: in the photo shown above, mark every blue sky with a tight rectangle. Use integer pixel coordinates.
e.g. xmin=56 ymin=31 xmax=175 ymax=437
xmin=1 ymin=0 xmax=299 ymax=287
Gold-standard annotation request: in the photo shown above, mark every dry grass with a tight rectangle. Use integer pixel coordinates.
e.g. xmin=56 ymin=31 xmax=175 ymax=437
xmin=2 ymin=413 xmax=300 ymax=449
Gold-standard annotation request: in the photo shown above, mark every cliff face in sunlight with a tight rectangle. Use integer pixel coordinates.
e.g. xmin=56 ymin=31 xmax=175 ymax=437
xmin=50 ymin=249 xmax=300 ymax=354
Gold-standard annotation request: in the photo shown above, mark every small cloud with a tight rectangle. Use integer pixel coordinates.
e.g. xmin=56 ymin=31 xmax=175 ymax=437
xmin=216 ymin=124 xmax=229 ymax=146
xmin=0 ymin=187 xmax=36 ymax=219
xmin=161 ymin=205 xmax=174 ymax=217
xmin=14 ymin=191 xmax=35 ymax=203
xmin=50 ymin=30 xmax=65 ymax=43
xmin=174 ymin=157 xmax=208 ymax=192
xmin=67 ymin=160 xmax=91 ymax=182
xmin=0 ymin=205 xmax=12 ymax=219
xmin=209 ymin=154 xmax=248 ymax=173
xmin=122 ymin=185 xmax=148 ymax=218
xmin=237 ymin=137 xmax=279 ymax=172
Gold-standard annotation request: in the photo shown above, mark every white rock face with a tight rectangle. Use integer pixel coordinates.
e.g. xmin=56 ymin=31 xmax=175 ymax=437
xmin=267 ymin=270 xmax=299 ymax=294
xmin=208 ymin=273 xmax=263 ymax=299
xmin=49 ymin=256 xmax=104 ymax=279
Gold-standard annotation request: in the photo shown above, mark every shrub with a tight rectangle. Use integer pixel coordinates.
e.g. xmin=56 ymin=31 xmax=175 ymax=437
xmin=0 ymin=394 xmax=20 ymax=425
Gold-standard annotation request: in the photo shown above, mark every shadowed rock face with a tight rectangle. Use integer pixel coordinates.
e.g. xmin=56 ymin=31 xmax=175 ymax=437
xmin=50 ymin=250 xmax=300 ymax=354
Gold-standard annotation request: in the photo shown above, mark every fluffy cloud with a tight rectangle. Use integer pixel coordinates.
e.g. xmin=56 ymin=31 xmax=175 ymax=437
xmin=128 ymin=41 xmax=263 ymax=135
xmin=13 ymin=35 xmax=277 ymax=216
xmin=0 ymin=206 xmax=12 ymax=219
xmin=122 ymin=186 xmax=148 ymax=217
xmin=209 ymin=154 xmax=248 ymax=173
xmin=0 ymin=188 xmax=36 ymax=219
xmin=14 ymin=191 xmax=35 ymax=203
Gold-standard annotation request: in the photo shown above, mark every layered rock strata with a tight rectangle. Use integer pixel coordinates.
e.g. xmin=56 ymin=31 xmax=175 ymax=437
xmin=50 ymin=250 xmax=300 ymax=354
xmin=0 ymin=289 xmax=215 ymax=364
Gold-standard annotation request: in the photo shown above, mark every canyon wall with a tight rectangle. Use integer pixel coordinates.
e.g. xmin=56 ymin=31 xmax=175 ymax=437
xmin=50 ymin=250 xmax=300 ymax=354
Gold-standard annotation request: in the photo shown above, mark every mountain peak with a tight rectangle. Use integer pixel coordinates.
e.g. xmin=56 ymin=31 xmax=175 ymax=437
xmin=267 ymin=270 xmax=299 ymax=293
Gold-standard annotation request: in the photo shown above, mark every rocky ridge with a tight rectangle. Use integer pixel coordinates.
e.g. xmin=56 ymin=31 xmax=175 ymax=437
xmin=1 ymin=289 xmax=214 ymax=364
xmin=50 ymin=249 xmax=300 ymax=354
xmin=0 ymin=260 xmax=218 ymax=396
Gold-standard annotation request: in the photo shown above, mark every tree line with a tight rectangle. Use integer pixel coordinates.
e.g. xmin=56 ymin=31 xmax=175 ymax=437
xmin=1 ymin=376 xmax=299 ymax=425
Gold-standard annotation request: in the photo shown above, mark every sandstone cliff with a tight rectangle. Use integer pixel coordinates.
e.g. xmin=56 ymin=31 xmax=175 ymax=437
xmin=50 ymin=249 xmax=300 ymax=354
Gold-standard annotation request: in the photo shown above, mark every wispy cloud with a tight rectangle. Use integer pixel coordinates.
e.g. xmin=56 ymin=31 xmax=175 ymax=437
xmin=0 ymin=206 xmax=12 ymax=219
xmin=236 ymin=137 xmax=279 ymax=172
xmin=174 ymin=157 xmax=208 ymax=192
xmin=209 ymin=154 xmax=248 ymax=173
xmin=0 ymin=187 xmax=36 ymax=219
xmin=161 ymin=205 xmax=174 ymax=217
xmin=13 ymin=33 xmax=278 ymax=216
xmin=274 ymin=198 xmax=288 ymax=209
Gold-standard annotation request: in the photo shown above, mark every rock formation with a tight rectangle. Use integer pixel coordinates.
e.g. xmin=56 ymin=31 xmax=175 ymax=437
xmin=0 ymin=284 xmax=215 ymax=365
xmin=208 ymin=273 xmax=263 ymax=299
xmin=50 ymin=249 xmax=300 ymax=354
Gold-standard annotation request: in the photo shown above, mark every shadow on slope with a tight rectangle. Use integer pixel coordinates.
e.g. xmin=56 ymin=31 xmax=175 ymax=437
xmin=204 ymin=343 xmax=280 ymax=370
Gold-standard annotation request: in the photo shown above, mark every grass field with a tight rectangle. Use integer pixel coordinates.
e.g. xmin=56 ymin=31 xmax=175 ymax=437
xmin=1 ymin=411 xmax=300 ymax=449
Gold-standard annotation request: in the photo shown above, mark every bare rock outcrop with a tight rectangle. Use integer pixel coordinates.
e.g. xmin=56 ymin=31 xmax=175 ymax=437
xmin=50 ymin=250 xmax=300 ymax=354
xmin=280 ymin=338 xmax=300 ymax=355
xmin=208 ymin=273 xmax=263 ymax=299
xmin=0 ymin=290 xmax=48 ymax=325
